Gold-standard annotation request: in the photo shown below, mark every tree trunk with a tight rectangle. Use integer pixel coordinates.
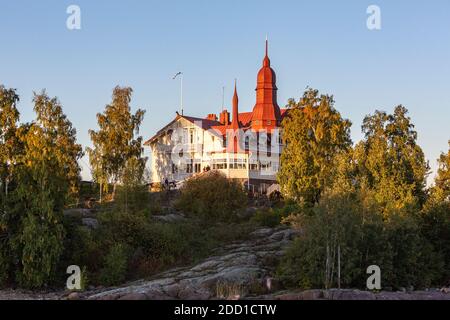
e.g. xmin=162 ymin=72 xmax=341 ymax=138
xmin=338 ymin=244 xmax=341 ymax=289
xmin=99 ymin=181 xmax=103 ymax=204
xmin=112 ymin=182 xmax=117 ymax=201
xmin=325 ymin=243 xmax=330 ymax=289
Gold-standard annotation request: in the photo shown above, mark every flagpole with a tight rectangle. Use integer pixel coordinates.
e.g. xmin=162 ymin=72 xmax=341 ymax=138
xmin=173 ymin=72 xmax=184 ymax=115
xmin=181 ymin=73 xmax=183 ymax=115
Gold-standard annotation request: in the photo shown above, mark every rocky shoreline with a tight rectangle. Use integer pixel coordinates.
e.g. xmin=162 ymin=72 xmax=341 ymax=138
xmin=0 ymin=227 xmax=449 ymax=301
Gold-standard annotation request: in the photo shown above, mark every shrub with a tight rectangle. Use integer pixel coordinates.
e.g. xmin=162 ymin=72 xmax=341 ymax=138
xmin=60 ymin=192 xmax=258 ymax=286
xmin=100 ymin=243 xmax=128 ymax=286
xmin=14 ymin=211 xmax=65 ymax=289
xmin=115 ymin=185 xmax=149 ymax=214
xmin=79 ymin=266 xmax=89 ymax=291
xmin=59 ymin=220 xmax=103 ymax=281
xmin=251 ymin=201 xmax=301 ymax=228
xmin=251 ymin=209 xmax=282 ymax=228
xmin=419 ymin=200 xmax=450 ymax=284
xmin=276 ymin=190 xmax=445 ymax=290
xmin=0 ymin=242 xmax=9 ymax=287
xmin=175 ymin=171 xmax=247 ymax=222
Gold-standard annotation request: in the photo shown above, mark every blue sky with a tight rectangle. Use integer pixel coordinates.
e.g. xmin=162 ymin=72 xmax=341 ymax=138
xmin=1 ymin=0 xmax=449 ymax=182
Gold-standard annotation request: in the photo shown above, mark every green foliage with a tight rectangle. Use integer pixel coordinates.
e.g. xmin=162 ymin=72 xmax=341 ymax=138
xmin=424 ymin=146 xmax=450 ymax=278
xmin=0 ymin=86 xmax=21 ymax=285
xmin=60 ymin=202 xmax=256 ymax=285
xmin=100 ymin=243 xmax=128 ymax=286
xmin=60 ymin=221 xmax=102 ymax=277
xmin=78 ymin=266 xmax=89 ymax=291
xmin=31 ymin=92 xmax=84 ymax=198
xmin=251 ymin=202 xmax=300 ymax=228
xmin=278 ymin=88 xmax=352 ymax=204
xmin=175 ymin=171 xmax=247 ymax=222
xmin=0 ymin=85 xmax=20 ymax=195
xmin=0 ymin=90 xmax=82 ymax=289
xmin=114 ymin=157 xmax=150 ymax=213
xmin=9 ymin=132 xmax=67 ymax=289
xmin=276 ymin=101 xmax=448 ymax=291
xmin=251 ymin=209 xmax=282 ymax=228
xmin=0 ymin=240 xmax=9 ymax=287
xmin=355 ymin=106 xmax=429 ymax=210
xmin=14 ymin=212 xmax=64 ymax=288
xmin=277 ymin=189 xmax=445 ymax=290
xmin=87 ymin=86 xmax=147 ymax=198
xmin=97 ymin=210 xmax=208 ymax=271
xmin=434 ymin=141 xmax=450 ymax=201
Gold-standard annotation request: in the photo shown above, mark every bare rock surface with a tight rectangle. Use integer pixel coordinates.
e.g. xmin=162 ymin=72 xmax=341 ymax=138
xmin=87 ymin=227 xmax=298 ymax=300
xmin=0 ymin=289 xmax=65 ymax=300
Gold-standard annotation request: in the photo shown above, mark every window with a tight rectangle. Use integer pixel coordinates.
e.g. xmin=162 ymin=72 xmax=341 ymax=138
xmin=223 ymin=136 xmax=227 ymax=148
xmin=186 ymin=163 xmax=193 ymax=173
xmin=194 ymin=163 xmax=201 ymax=173
xmin=172 ymin=164 xmax=178 ymax=174
xmin=267 ymin=133 xmax=272 ymax=157
xmin=230 ymin=158 xmax=247 ymax=169
xmin=190 ymin=130 xmax=194 ymax=144
xmin=212 ymin=159 xmax=227 ymax=170
xmin=260 ymin=162 xmax=272 ymax=171
xmin=245 ymin=136 xmax=250 ymax=150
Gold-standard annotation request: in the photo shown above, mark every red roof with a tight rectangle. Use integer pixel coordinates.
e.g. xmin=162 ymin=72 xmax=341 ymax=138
xmin=145 ymin=40 xmax=286 ymax=146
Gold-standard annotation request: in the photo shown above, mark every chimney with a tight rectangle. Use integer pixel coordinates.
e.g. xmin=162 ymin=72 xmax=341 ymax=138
xmin=219 ymin=109 xmax=230 ymax=125
xmin=206 ymin=113 xmax=218 ymax=121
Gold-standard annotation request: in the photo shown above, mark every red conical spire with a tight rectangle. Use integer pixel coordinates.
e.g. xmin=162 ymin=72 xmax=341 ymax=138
xmin=230 ymin=79 xmax=240 ymax=130
xmin=251 ymin=38 xmax=281 ymax=131
xmin=226 ymin=79 xmax=241 ymax=154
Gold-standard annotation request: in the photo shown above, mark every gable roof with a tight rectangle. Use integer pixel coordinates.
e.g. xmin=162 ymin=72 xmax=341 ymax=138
xmin=144 ymin=108 xmax=290 ymax=146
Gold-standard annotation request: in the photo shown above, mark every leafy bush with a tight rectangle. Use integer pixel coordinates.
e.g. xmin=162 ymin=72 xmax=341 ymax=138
xmin=100 ymin=243 xmax=128 ymax=286
xmin=277 ymin=190 xmax=445 ymax=290
xmin=251 ymin=209 xmax=282 ymax=228
xmin=251 ymin=200 xmax=301 ymax=228
xmin=115 ymin=185 xmax=149 ymax=214
xmin=175 ymin=171 xmax=247 ymax=222
xmin=0 ymin=242 xmax=9 ymax=287
xmin=420 ymin=200 xmax=450 ymax=283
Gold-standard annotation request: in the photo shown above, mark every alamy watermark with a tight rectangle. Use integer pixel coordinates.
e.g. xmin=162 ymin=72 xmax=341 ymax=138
xmin=66 ymin=265 xmax=81 ymax=290
xmin=66 ymin=5 xmax=81 ymax=30
xmin=366 ymin=265 xmax=381 ymax=290
xmin=367 ymin=5 xmax=381 ymax=30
